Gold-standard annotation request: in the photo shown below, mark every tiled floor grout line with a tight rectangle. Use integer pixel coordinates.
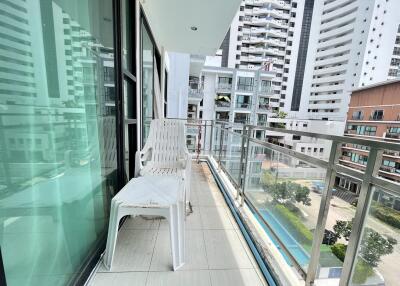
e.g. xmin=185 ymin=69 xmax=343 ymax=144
xmin=145 ymin=222 xmax=161 ymax=285
xmin=194 ymin=169 xmax=216 ymax=286
xmin=201 ymin=162 xmax=267 ymax=285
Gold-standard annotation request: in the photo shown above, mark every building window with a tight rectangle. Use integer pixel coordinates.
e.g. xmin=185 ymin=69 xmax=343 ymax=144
xmin=237 ymin=77 xmax=254 ymax=91
xmin=371 ymin=110 xmax=384 ymax=120
xmin=355 ymin=125 xmax=377 ymax=136
xmin=352 ymin=110 xmax=364 ymax=120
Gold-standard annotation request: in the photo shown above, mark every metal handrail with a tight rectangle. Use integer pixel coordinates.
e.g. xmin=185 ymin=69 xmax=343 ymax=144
xmin=210 ymin=121 xmax=400 ymax=285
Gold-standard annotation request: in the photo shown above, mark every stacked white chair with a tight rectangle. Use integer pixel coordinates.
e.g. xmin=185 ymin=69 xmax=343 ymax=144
xmin=103 ymin=119 xmax=191 ymax=271
xmin=135 ymin=119 xmax=192 ymax=208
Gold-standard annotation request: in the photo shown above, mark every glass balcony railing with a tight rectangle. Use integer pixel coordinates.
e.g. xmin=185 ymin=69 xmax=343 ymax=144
xmin=208 ymin=122 xmax=400 ymax=286
xmin=216 ymin=83 xmax=232 ymax=91
xmin=188 ymin=88 xmax=204 ymax=98
xmin=142 ymin=119 xmax=400 ymax=286
xmin=215 ymin=101 xmax=231 ymax=108
xmin=236 ymin=102 xmax=251 ymax=109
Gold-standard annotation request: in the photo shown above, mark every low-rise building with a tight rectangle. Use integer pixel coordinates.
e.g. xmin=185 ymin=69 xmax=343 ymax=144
xmin=336 ymin=80 xmax=400 ymax=209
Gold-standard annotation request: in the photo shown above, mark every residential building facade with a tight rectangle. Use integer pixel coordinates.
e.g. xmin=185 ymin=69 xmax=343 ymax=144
xmin=337 ymin=80 xmax=400 ymax=209
xmin=388 ymin=24 xmax=400 ymax=79
xmin=222 ymin=0 xmax=315 ymax=112
xmin=296 ymin=0 xmax=400 ymax=120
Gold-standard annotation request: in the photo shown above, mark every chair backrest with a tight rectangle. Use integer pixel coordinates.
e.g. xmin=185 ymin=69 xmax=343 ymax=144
xmin=145 ymin=119 xmax=187 ymax=168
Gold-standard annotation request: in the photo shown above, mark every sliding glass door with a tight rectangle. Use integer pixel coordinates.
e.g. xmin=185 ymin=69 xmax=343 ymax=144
xmin=0 ymin=1 xmax=117 ymax=285
xmin=141 ymin=18 xmax=154 ymax=146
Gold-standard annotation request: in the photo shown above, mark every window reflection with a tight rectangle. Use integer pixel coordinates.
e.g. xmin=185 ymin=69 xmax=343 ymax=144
xmin=141 ymin=20 xmax=154 ymax=146
xmin=0 ymin=1 xmax=116 ymax=285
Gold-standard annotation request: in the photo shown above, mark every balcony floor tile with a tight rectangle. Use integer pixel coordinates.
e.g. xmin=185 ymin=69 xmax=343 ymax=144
xmin=89 ymin=162 xmax=266 ymax=286
xmin=209 ymin=269 xmax=264 ymax=286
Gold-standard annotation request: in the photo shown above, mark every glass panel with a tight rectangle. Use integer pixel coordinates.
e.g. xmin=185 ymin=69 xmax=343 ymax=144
xmin=122 ymin=0 xmax=134 ymax=72
xmin=124 ymin=79 xmax=135 ymax=119
xmin=0 ymin=1 xmax=116 ymax=285
xmin=141 ymin=19 xmax=154 ymax=146
xmin=245 ymin=141 xmax=326 ymax=272
xmin=350 ymin=187 xmax=400 ymax=286
xmin=315 ymin=179 xmax=357 ymax=281
xmin=124 ymin=123 xmax=137 ymax=180
xmin=220 ymin=130 xmax=243 ymax=186
xmin=212 ymin=127 xmax=221 ymax=159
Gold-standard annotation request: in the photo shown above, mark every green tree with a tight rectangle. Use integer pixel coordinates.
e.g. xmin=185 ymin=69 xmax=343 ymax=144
xmin=333 ymin=220 xmax=352 ymax=241
xmin=359 ymin=228 xmax=397 ymax=267
xmin=276 ymin=111 xmax=287 ymax=119
xmin=264 ymin=180 xmax=311 ymax=206
xmin=332 ymin=220 xmax=397 ymax=267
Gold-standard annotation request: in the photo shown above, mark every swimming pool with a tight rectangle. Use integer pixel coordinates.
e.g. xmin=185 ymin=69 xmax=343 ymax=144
xmin=258 ymin=209 xmax=310 ymax=267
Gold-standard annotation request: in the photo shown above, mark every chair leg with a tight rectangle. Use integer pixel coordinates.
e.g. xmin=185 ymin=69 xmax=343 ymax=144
xmin=169 ymin=204 xmax=185 ymax=271
xmin=103 ymin=200 xmax=121 ymax=270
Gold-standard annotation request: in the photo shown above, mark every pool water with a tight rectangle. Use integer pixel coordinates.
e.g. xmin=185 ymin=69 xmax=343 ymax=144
xmin=258 ymin=209 xmax=310 ymax=267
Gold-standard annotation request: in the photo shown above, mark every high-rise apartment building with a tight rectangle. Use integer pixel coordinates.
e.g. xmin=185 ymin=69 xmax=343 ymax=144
xmin=388 ymin=24 xmax=400 ymax=79
xmin=222 ymin=0 xmax=314 ymax=112
xmin=292 ymin=0 xmax=400 ymax=120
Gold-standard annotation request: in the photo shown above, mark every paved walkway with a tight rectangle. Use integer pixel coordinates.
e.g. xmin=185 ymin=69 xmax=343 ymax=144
xmin=89 ymin=162 xmax=267 ymax=286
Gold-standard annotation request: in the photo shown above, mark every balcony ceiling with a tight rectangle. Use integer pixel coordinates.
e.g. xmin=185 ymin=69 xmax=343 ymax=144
xmin=141 ymin=0 xmax=241 ymax=55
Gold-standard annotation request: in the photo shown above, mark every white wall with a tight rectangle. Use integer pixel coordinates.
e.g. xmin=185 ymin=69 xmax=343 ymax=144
xmin=166 ymin=52 xmax=190 ymax=119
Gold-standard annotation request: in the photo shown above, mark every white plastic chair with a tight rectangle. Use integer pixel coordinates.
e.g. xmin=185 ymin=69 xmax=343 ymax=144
xmin=103 ymin=175 xmax=185 ymax=271
xmin=134 ymin=119 xmax=192 ymax=209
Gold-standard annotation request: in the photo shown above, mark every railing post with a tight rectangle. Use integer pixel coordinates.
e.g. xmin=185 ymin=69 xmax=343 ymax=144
xmin=203 ymin=120 xmax=207 ymax=154
xmin=339 ymin=148 xmax=383 ymax=286
xmin=218 ymin=123 xmax=224 ymax=168
xmin=209 ymin=120 xmax=214 ymax=153
xmin=305 ymin=141 xmax=341 ymax=284
xmin=240 ymin=126 xmax=252 ymax=206
xmin=237 ymin=125 xmax=247 ymax=200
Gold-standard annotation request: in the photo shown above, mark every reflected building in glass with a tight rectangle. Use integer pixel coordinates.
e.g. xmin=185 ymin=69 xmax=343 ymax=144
xmin=0 ymin=1 xmax=117 ymax=285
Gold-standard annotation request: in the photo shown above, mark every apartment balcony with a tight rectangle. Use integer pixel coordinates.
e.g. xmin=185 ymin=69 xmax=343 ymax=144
xmin=188 ymin=88 xmax=204 ymax=101
xmin=239 ymin=64 xmax=260 ymax=70
xmin=89 ymin=163 xmax=267 ymax=286
xmin=386 ymin=133 xmax=400 ymax=139
xmin=216 ymin=83 xmax=233 ymax=93
xmin=241 ymin=55 xmax=264 ymax=63
xmin=246 ymin=27 xmax=267 ymax=35
xmin=379 ymin=165 xmax=400 ymax=175
xmin=264 ymin=48 xmax=285 ymax=57
xmin=252 ymin=7 xmax=272 ymax=15
xmin=369 ymin=115 xmax=384 ymax=121
xmin=269 ymin=9 xmax=290 ymax=19
xmin=242 ymin=35 xmax=264 ymax=44
xmin=257 ymin=120 xmax=268 ymax=126
xmin=257 ymin=104 xmax=270 ymax=112
xmin=241 ymin=46 xmax=264 ymax=54
xmin=265 ymin=18 xmax=288 ymax=29
xmin=236 ymin=103 xmax=252 ymax=110
xmin=236 ymin=85 xmax=254 ymax=92
xmin=265 ymin=29 xmax=286 ymax=38
xmin=233 ymin=118 xmax=250 ymax=125
xmin=258 ymin=87 xmax=274 ymax=96
xmin=264 ymin=38 xmax=286 ymax=47
xmin=249 ymin=17 xmax=269 ymax=26
xmin=82 ymin=119 xmax=400 ymax=286
xmin=215 ymin=101 xmax=231 ymax=109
